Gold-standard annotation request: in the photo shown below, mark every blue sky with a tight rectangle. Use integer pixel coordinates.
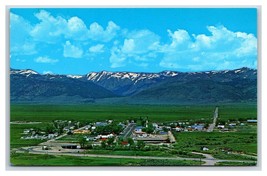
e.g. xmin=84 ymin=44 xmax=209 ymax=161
xmin=10 ymin=8 xmax=257 ymax=75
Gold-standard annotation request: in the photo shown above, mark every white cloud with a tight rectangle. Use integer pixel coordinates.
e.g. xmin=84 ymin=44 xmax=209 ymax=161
xmin=35 ymin=56 xmax=58 ymax=63
xmin=159 ymin=25 xmax=257 ymax=71
xmin=110 ymin=47 xmax=126 ymax=68
xmin=122 ymin=39 xmax=135 ymax=53
xmin=30 ymin=10 xmax=120 ymax=43
xmin=63 ymin=41 xmax=83 ymax=58
xmin=109 ymin=30 xmax=160 ymax=68
xmin=88 ymin=21 xmax=120 ymax=42
xmin=66 ymin=17 xmax=88 ymax=40
xmin=167 ymin=29 xmax=191 ymax=49
xmin=89 ymin=44 xmax=104 ymax=53
xmin=30 ymin=10 xmax=68 ymax=43
xmin=10 ymin=13 xmax=36 ymax=55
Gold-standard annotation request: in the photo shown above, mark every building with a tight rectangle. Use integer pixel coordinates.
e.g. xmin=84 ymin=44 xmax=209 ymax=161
xmin=73 ymin=129 xmax=91 ymax=134
xmin=135 ymin=135 xmax=169 ymax=143
xmin=134 ymin=126 xmax=145 ymax=134
xmin=61 ymin=144 xmax=79 ymax=149
xmin=191 ymin=124 xmax=204 ymax=131
xmin=95 ymin=122 xmax=108 ymax=127
xmin=247 ymin=120 xmax=257 ymax=123
xmin=217 ymin=125 xmax=225 ymax=129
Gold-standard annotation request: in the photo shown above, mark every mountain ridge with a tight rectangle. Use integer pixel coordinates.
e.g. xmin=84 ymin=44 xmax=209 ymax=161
xmin=10 ymin=67 xmax=257 ymax=104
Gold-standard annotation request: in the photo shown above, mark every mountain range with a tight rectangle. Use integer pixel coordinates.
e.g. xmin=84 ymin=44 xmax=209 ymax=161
xmin=10 ymin=67 xmax=257 ymax=104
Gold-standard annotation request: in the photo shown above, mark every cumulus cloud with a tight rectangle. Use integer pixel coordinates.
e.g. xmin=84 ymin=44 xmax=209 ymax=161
xmin=29 ymin=10 xmax=120 ymax=43
xmin=88 ymin=21 xmax=120 ymax=42
xmin=159 ymin=25 xmax=257 ymax=71
xmin=30 ymin=10 xmax=67 ymax=43
xmin=10 ymin=10 xmax=257 ymax=71
xmin=63 ymin=41 xmax=83 ymax=58
xmin=109 ymin=30 xmax=160 ymax=68
xmin=35 ymin=56 xmax=58 ymax=63
xmin=89 ymin=44 xmax=104 ymax=53
xmin=10 ymin=13 xmax=36 ymax=55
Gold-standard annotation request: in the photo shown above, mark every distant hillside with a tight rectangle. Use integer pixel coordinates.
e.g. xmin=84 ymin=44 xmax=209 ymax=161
xmin=131 ymin=67 xmax=257 ymax=104
xmin=10 ymin=69 xmax=117 ymax=103
xmin=10 ymin=67 xmax=257 ymax=104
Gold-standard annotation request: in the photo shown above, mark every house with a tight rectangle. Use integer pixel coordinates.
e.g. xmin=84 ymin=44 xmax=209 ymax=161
xmin=152 ymin=123 xmax=158 ymax=128
xmin=69 ymin=126 xmax=75 ymax=130
xmin=121 ymin=141 xmax=129 ymax=145
xmin=73 ymin=129 xmax=91 ymax=134
xmin=202 ymin=147 xmax=209 ymax=151
xmin=191 ymin=124 xmax=204 ymax=131
xmin=247 ymin=120 xmax=257 ymax=123
xmin=95 ymin=122 xmax=108 ymax=127
xmin=85 ymin=137 xmax=95 ymax=141
xmin=134 ymin=126 xmax=145 ymax=134
xmin=229 ymin=123 xmax=237 ymax=128
xmin=174 ymin=126 xmax=182 ymax=132
xmin=23 ymin=129 xmax=30 ymax=134
xmin=61 ymin=144 xmax=79 ymax=149
xmin=96 ymin=133 xmax=114 ymax=140
xmin=217 ymin=125 xmax=225 ymax=129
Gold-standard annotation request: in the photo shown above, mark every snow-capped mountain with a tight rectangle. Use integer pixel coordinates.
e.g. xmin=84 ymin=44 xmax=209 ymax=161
xmin=10 ymin=69 xmax=39 ymax=77
xmin=10 ymin=67 xmax=257 ymax=104
xmin=83 ymin=67 xmax=256 ymax=96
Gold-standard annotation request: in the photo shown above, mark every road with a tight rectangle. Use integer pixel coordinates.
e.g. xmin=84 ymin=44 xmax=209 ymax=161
xmin=207 ymin=107 xmax=219 ymax=132
xmin=17 ymin=146 xmax=256 ymax=166
xmin=120 ymin=123 xmax=136 ymax=139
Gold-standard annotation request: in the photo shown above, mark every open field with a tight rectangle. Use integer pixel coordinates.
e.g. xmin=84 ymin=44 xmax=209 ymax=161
xmin=10 ymin=123 xmax=48 ymax=149
xmin=10 ymin=103 xmax=256 ymax=123
xmin=84 ymin=149 xmax=204 ymax=158
xmin=10 ymin=153 xmax=203 ymax=166
xmin=174 ymin=131 xmax=257 ymax=160
xmin=215 ymin=161 xmax=257 ymax=166
xmin=10 ymin=103 xmax=257 ymax=166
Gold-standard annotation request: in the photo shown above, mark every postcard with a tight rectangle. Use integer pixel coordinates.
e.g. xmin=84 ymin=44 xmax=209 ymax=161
xmin=9 ymin=8 xmax=257 ymax=167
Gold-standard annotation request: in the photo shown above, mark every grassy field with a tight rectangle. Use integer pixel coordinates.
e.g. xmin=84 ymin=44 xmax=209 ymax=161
xmin=10 ymin=153 xmax=203 ymax=166
xmin=10 ymin=103 xmax=257 ymax=166
xmin=10 ymin=123 xmax=48 ymax=149
xmin=173 ymin=131 xmax=257 ymax=160
xmin=10 ymin=103 xmax=256 ymax=123
xmin=84 ymin=149 xmax=204 ymax=158
xmin=215 ymin=161 xmax=257 ymax=166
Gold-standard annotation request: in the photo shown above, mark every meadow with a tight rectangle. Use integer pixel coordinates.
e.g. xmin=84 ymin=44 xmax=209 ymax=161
xmin=10 ymin=153 xmax=203 ymax=166
xmin=10 ymin=103 xmax=257 ymax=166
xmin=10 ymin=103 xmax=257 ymax=123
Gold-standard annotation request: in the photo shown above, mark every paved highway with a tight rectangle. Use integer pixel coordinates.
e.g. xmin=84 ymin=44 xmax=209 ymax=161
xmin=207 ymin=107 xmax=218 ymax=132
xmin=120 ymin=123 xmax=136 ymax=139
xmin=18 ymin=146 xmax=256 ymax=166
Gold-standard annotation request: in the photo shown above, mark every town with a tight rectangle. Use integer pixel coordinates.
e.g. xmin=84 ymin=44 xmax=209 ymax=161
xmin=19 ymin=112 xmax=257 ymax=153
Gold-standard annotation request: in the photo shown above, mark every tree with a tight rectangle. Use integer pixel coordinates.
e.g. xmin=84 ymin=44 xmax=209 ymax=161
xmin=127 ymin=138 xmax=134 ymax=146
xmin=162 ymin=127 xmax=168 ymax=132
xmin=107 ymin=137 xmax=115 ymax=145
xmin=79 ymin=137 xmax=87 ymax=149
xmin=45 ymin=125 xmax=55 ymax=134
xmin=136 ymin=140 xmax=145 ymax=149
xmin=101 ymin=140 xmax=107 ymax=148
xmin=170 ymin=124 xmax=176 ymax=128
